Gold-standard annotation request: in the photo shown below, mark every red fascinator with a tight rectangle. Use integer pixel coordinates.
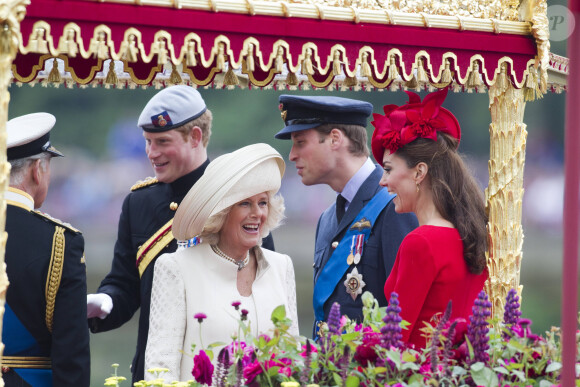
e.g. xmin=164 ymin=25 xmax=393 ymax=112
xmin=370 ymin=88 xmax=461 ymax=163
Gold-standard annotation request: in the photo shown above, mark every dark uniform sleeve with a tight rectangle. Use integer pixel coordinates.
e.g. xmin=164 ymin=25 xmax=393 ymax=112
xmin=379 ymin=201 xmax=418 ymax=279
xmin=52 ymin=231 xmax=90 ymax=387
xmin=262 ymin=233 xmax=275 ymax=251
xmin=91 ymin=194 xmax=141 ymax=332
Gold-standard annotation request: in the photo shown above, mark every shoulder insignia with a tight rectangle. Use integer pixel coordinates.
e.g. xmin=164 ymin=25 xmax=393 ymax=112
xmin=33 ymin=210 xmax=82 ymax=233
xmin=131 ymin=176 xmax=159 ymax=191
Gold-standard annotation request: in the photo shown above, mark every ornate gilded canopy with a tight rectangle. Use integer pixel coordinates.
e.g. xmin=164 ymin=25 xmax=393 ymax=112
xmin=10 ymin=0 xmax=563 ymax=94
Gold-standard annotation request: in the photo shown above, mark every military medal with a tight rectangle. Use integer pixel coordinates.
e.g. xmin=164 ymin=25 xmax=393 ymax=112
xmin=344 ymin=267 xmax=366 ymax=300
xmin=353 ymin=234 xmax=364 ymax=264
xmin=346 ymin=236 xmax=356 ymax=265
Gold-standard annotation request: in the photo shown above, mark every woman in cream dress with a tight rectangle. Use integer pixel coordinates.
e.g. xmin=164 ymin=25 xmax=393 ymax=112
xmin=145 ymin=143 xmax=298 ymax=382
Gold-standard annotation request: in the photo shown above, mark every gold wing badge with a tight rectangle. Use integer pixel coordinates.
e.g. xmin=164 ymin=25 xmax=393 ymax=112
xmin=349 ymin=217 xmax=371 ymax=231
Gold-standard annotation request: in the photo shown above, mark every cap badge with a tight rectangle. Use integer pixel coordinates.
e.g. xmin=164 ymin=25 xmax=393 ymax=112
xmin=279 ymin=103 xmax=287 ymax=122
xmin=151 ymin=111 xmax=173 ymax=127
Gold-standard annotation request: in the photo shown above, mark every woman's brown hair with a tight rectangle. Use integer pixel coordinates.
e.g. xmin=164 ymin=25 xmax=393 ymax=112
xmin=396 ymin=132 xmax=488 ymax=274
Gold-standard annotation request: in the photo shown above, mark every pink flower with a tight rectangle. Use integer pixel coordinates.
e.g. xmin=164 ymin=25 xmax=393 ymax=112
xmin=192 ymin=350 xmax=214 ymax=385
xmin=512 ymin=319 xmax=541 ymax=342
xmin=299 ymin=344 xmax=318 ymax=358
xmin=242 ymin=354 xmax=293 ymax=384
xmin=225 ymin=341 xmax=254 ymax=368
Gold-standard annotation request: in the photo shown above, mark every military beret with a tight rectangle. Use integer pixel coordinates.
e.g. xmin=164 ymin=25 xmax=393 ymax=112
xmin=275 ymin=95 xmax=373 ymax=140
xmin=7 ymin=113 xmax=64 ymax=161
xmin=138 ymin=85 xmax=207 ymax=132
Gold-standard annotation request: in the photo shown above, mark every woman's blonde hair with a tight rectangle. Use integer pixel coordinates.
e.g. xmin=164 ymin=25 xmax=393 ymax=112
xmin=200 ymin=192 xmax=285 ymax=246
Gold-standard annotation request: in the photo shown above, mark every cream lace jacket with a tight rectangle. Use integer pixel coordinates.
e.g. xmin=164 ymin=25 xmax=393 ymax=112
xmin=145 ymin=243 xmax=299 ymax=382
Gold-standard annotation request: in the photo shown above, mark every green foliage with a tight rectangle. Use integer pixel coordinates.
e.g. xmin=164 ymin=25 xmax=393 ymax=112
xmin=109 ymin=292 xmax=579 ymax=386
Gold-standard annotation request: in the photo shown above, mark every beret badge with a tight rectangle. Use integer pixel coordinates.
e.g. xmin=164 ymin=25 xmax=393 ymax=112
xmin=151 ymin=111 xmax=173 ymax=128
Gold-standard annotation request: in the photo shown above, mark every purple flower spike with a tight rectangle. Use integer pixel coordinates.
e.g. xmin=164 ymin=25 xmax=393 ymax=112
xmin=232 ymin=301 xmax=241 ymax=310
xmin=381 ymin=292 xmax=403 ymax=349
xmin=241 ymin=309 xmax=249 ymax=321
xmin=467 ymin=290 xmax=491 ymax=364
xmin=502 ymin=288 xmax=522 ymax=340
xmin=194 ymin=313 xmax=207 ymax=323
xmin=328 ymin=302 xmax=342 ymax=335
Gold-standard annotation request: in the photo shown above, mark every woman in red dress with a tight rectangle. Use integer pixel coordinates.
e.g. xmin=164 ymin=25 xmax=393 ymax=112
xmin=370 ymin=88 xmax=488 ymax=349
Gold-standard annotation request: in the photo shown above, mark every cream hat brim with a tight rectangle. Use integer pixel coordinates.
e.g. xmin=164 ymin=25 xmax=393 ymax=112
xmin=172 ymin=143 xmax=285 ymax=241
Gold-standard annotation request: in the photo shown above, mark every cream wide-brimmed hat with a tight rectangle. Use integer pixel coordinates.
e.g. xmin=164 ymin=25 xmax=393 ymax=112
xmin=172 ymin=143 xmax=285 ymax=242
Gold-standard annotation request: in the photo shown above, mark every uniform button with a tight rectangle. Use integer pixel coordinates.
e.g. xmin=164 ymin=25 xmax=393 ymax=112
xmin=331 ymin=241 xmax=339 ymax=248
xmin=312 ymin=263 xmax=315 ymax=268
xmin=170 ymin=202 xmax=178 ymax=211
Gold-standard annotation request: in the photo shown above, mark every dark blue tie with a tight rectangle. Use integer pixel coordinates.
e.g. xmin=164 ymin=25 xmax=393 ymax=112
xmin=336 ymin=194 xmax=346 ymax=223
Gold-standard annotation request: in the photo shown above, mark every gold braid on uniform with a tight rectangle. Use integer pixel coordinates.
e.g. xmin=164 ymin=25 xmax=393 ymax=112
xmin=45 ymin=226 xmax=65 ymax=333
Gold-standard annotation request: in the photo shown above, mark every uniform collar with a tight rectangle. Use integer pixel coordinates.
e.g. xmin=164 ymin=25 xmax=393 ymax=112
xmin=170 ymin=158 xmax=210 ymax=197
xmin=5 ymin=187 xmax=35 ymax=211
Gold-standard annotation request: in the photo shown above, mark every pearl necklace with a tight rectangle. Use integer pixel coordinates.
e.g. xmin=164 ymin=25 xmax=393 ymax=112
xmin=211 ymin=245 xmax=250 ymax=271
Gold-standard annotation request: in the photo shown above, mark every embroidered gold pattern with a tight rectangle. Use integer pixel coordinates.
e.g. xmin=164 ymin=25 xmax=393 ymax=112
xmin=131 ymin=176 xmax=159 ymax=191
xmin=45 ymin=226 xmax=65 ymax=333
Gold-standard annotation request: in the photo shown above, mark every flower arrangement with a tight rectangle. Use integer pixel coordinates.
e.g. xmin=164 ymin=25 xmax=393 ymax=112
xmin=107 ymin=289 xmax=580 ymax=386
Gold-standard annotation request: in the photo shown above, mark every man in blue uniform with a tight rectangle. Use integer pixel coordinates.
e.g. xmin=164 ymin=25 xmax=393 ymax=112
xmin=2 ymin=113 xmax=90 ymax=386
xmin=87 ymin=86 xmax=274 ymax=383
xmin=275 ymin=95 xmax=418 ymax=334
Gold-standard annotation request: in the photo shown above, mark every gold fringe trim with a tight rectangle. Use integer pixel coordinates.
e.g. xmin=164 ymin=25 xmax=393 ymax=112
xmin=416 ymin=58 xmax=428 ymax=83
xmin=13 ymin=32 xmax=542 ymax=92
xmin=169 ymin=63 xmax=183 ymax=84
xmin=47 ymin=58 xmax=61 ymax=83
xmin=286 ymin=72 xmax=298 ymax=85
xmin=495 ymin=63 xmax=509 ymax=92
xmin=223 ymin=66 xmax=239 ymax=87
xmin=105 ymin=60 xmax=118 ymax=85
xmin=332 ymin=51 xmax=342 ymax=76
xmin=344 ymin=75 xmax=358 ymax=87
xmin=45 ymin=226 xmax=65 ymax=333
xmin=387 ymin=56 xmax=399 ymax=83
xmin=466 ymin=61 xmax=482 ymax=88
xmin=302 ymin=48 xmax=315 ymax=75
xmin=440 ymin=59 xmax=453 ymax=85
xmin=523 ymin=65 xmax=542 ymax=102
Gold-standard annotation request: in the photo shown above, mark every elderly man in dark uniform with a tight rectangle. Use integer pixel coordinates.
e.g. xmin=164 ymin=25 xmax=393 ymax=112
xmin=275 ymin=95 xmax=418 ymax=335
xmin=2 ymin=113 xmax=90 ymax=387
xmin=87 ymin=85 xmax=274 ymax=383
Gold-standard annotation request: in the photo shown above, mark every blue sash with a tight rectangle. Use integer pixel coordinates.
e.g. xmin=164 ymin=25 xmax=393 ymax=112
xmin=313 ymin=189 xmax=395 ymax=322
xmin=3 ymin=304 xmax=52 ymax=386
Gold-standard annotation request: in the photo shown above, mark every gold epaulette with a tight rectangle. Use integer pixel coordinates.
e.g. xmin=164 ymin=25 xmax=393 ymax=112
xmin=33 ymin=210 xmax=81 ymax=233
xmin=131 ymin=177 xmax=159 ymax=191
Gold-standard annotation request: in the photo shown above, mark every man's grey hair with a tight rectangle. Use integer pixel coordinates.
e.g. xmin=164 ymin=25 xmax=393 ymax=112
xmin=9 ymin=153 xmax=51 ymax=186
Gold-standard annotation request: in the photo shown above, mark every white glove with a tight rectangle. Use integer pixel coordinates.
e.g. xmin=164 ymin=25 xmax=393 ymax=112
xmin=87 ymin=293 xmax=113 ymax=319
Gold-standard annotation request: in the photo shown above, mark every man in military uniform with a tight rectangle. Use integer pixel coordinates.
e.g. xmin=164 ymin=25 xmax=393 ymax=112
xmin=87 ymin=86 xmax=274 ymax=383
xmin=274 ymin=95 xmax=418 ymax=335
xmin=2 ymin=113 xmax=90 ymax=386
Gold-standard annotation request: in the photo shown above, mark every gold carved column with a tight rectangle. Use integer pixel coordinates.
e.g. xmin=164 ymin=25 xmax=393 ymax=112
xmin=485 ymin=82 xmax=527 ymax=317
xmin=0 ymin=0 xmax=29 ymax=377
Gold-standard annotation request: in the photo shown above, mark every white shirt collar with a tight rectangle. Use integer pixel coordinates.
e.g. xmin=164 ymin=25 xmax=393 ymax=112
xmin=339 ymin=158 xmax=375 ymax=209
